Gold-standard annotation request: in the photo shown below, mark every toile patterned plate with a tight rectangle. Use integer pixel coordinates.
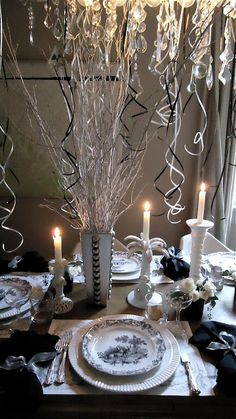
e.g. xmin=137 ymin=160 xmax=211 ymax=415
xmin=0 ymin=278 xmax=32 ymax=311
xmin=68 ymin=314 xmax=180 ymax=393
xmin=82 ymin=318 xmax=166 ymax=376
xmin=111 ymin=252 xmax=140 ymax=274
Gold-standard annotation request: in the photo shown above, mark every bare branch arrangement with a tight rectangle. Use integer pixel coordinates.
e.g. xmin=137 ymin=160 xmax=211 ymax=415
xmin=5 ymin=35 xmax=147 ymax=233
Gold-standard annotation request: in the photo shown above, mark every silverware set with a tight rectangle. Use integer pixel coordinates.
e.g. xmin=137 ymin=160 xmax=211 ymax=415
xmin=44 ymin=330 xmax=73 ymax=386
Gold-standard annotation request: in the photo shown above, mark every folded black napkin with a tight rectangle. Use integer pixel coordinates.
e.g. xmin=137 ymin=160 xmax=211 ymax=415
xmin=0 ymin=330 xmax=59 ymax=416
xmin=190 ymin=321 xmax=236 ymax=396
xmin=160 ymin=246 xmax=190 ymax=281
xmin=0 ymin=251 xmax=49 ymax=275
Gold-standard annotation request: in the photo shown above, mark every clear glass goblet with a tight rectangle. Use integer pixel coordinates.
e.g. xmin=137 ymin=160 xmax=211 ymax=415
xmin=166 ymin=286 xmax=192 ymax=334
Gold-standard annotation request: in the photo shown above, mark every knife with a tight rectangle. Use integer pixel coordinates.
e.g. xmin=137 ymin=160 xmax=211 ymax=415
xmin=177 ymin=338 xmax=201 ymax=395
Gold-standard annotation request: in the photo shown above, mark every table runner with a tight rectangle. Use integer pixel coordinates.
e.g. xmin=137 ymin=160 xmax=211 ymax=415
xmin=46 ymin=319 xmax=214 ymax=396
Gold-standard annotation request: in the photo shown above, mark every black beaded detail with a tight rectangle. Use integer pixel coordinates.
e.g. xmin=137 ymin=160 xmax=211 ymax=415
xmin=92 ymin=234 xmax=101 ymax=305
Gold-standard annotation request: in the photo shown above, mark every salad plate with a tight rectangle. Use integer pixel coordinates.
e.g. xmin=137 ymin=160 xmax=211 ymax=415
xmin=111 ymin=252 xmax=140 ymax=274
xmin=68 ymin=314 xmax=180 ymax=393
xmin=82 ymin=318 xmax=166 ymax=376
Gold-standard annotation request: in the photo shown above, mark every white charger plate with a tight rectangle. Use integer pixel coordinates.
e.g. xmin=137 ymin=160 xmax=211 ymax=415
xmin=111 ymin=252 xmax=140 ymax=274
xmin=68 ymin=314 xmax=180 ymax=393
xmin=82 ymin=318 xmax=166 ymax=376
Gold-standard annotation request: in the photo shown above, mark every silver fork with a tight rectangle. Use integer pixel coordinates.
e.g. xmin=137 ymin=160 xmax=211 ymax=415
xmin=55 ymin=330 xmax=73 ymax=384
xmin=44 ymin=332 xmax=70 ymax=386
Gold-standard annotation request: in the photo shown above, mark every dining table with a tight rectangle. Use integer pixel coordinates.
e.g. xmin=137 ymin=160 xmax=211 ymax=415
xmin=9 ymin=272 xmax=233 ymax=419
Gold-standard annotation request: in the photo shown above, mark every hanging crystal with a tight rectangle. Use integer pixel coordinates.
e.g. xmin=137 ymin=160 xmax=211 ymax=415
xmin=206 ymin=63 xmax=213 ymax=90
xmin=28 ymin=2 xmax=34 ymax=46
xmin=187 ymin=68 xmax=196 ymax=93
xmin=130 ymin=55 xmax=143 ymax=97
xmin=136 ymin=35 xmax=147 ymax=53
xmin=44 ymin=1 xmax=53 ymax=29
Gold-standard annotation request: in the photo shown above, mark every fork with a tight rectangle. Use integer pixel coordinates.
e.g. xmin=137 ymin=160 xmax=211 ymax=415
xmin=44 ymin=332 xmax=71 ymax=386
xmin=55 ymin=330 xmax=73 ymax=384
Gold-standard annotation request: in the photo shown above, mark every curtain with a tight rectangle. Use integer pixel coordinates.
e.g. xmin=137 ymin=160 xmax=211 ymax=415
xmin=193 ymin=14 xmax=236 ymax=250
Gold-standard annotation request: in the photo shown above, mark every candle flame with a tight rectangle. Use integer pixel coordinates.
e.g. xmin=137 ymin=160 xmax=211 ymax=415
xmin=200 ymin=182 xmax=206 ymax=192
xmin=144 ymin=201 xmax=150 ymax=211
xmin=53 ymin=227 xmax=61 ymax=238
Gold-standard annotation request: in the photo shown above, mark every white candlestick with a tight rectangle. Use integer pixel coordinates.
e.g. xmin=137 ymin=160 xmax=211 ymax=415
xmin=53 ymin=227 xmax=62 ymax=264
xmin=143 ymin=201 xmax=150 ymax=241
xmin=197 ymin=183 xmax=206 ymax=223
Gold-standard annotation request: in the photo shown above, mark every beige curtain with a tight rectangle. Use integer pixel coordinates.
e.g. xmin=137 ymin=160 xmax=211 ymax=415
xmin=194 ymin=15 xmax=236 ymax=250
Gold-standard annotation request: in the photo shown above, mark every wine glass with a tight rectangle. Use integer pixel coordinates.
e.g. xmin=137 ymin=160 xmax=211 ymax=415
xmin=4 ymin=285 xmax=31 ymax=332
xmin=166 ymin=285 xmax=192 ymax=334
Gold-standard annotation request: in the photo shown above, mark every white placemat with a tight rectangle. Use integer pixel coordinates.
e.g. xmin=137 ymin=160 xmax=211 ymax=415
xmin=46 ymin=319 xmax=214 ymax=396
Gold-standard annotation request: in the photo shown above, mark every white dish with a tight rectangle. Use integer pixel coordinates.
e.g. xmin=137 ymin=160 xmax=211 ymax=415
xmin=0 ymin=273 xmax=51 ymax=320
xmin=111 ymin=252 xmax=140 ymax=274
xmin=82 ymin=318 xmax=166 ymax=376
xmin=68 ymin=314 xmax=180 ymax=393
xmin=0 ymin=278 xmax=32 ymax=311
xmin=206 ymin=252 xmax=236 ymax=272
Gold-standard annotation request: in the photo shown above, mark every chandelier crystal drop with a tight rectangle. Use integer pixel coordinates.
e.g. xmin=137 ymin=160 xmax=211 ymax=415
xmin=23 ymin=0 xmax=236 ymax=90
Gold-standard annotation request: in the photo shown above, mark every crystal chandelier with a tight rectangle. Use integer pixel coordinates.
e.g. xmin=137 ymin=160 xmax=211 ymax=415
xmin=22 ymin=0 xmax=236 ymax=92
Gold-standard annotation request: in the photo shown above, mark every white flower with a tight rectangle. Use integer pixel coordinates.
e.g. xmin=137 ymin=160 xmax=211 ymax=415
xmin=196 ymin=278 xmax=204 ymax=287
xmin=198 ymin=290 xmax=210 ymax=301
xmin=179 ymin=277 xmax=195 ymax=294
xmin=191 ymin=290 xmax=200 ymax=302
xmin=204 ymin=280 xmax=216 ymax=296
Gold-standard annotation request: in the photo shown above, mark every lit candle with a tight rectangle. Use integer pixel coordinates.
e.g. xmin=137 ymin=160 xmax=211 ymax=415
xmin=53 ymin=227 xmax=62 ymax=264
xmin=143 ymin=201 xmax=150 ymax=241
xmin=197 ymin=183 xmax=206 ymax=223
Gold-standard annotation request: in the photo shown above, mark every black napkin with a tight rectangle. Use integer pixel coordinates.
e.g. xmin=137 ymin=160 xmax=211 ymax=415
xmin=0 ymin=251 xmax=49 ymax=275
xmin=190 ymin=321 xmax=236 ymax=396
xmin=0 ymin=330 xmax=59 ymax=416
xmin=160 ymin=246 xmax=190 ymax=281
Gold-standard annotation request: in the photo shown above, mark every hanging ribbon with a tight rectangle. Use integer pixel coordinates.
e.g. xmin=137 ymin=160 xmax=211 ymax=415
xmin=206 ymin=331 xmax=236 ymax=356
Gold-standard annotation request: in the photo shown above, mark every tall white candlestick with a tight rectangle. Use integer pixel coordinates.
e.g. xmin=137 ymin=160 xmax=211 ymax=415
xmin=53 ymin=227 xmax=62 ymax=264
xmin=197 ymin=183 xmax=206 ymax=223
xmin=143 ymin=201 xmax=150 ymax=241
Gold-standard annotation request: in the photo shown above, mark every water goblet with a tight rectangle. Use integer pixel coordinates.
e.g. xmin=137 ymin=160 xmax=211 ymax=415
xmin=166 ymin=286 xmax=192 ymax=334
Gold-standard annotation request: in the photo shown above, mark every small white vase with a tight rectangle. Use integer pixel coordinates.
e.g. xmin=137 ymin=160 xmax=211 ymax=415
xmin=81 ymin=231 xmax=113 ymax=306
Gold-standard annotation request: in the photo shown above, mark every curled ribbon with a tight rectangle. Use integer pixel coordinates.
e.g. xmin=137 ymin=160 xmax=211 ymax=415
xmin=206 ymin=331 xmax=236 ymax=357
xmin=0 ymin=352 xmax=57 ymax=375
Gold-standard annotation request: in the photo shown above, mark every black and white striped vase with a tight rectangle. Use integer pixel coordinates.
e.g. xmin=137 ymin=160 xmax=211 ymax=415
xmin=81 ymin=231 xmax=114 ymax=306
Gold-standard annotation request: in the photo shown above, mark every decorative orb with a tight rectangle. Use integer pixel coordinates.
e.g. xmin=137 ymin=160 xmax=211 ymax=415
xmin=192 ymin=62 xmax=207 ymax=79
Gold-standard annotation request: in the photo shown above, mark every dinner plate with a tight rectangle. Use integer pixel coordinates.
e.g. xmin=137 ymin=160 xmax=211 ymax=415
xmin=206 ymin=252 xmax=236 ymax=271
xmin=68 ymin=315 xmax=180 ymax=393
xmin=0 ymin=274 xmax=51 ymax=320
xmin=82 ymin=318 xmax=166 ymax=376
xmin=0 ymin=278 xmax=32 ymax=311
xmin=111 ymin=252 xmax=140 ymax=274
